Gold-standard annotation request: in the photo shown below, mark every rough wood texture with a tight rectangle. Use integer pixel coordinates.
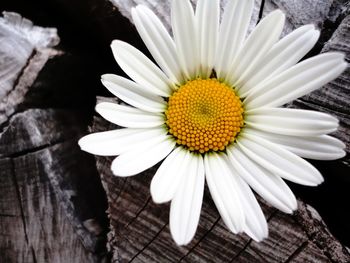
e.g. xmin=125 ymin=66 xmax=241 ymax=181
xmin=0 ymin=12 xmax=108 ymax=262
xmin=88 ymin=0 xmax=350 ymax=262
xmin=93 ymin=111 xmax=350 ymax=263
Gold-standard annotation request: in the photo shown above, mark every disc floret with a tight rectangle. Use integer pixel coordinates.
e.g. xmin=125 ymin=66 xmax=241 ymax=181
xmin=165 ymin=78 xmax=244 ymax=153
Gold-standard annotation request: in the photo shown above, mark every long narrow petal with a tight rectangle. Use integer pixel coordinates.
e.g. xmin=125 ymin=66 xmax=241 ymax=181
xmin=151 ymin=147 xmax=189 ymax=203
xmin=227 ymin=145 xmax=297 ymax=213
xmin=238 ymin=25 xmax=319 ymax=96
xmin=196 ymin=0 xmax=219 ymax=78
xmin=111 ymin=135 xmax=175 ymax=176
xmin=204 ymin=153 xmax=245 ymax=233
xmin=79 ymin=127 xmax=167 ymax=156
xmin=247 ymin=128 xmax=346 ymax=160
xmin=170 ymin=154 xmax=205 ymax=245
xmin=171 ymin=0 xmax=198 ymax=80
xmin=245 ymin=108 xmax=339 ymax=136
xmin=237 ymin=133 xmax=324 ymax=186
xmin=215 ymin=0 xmax=254 ymax=80
xmin=226 ymin=10 xmax=285 ymax=86
xmin=110 ymin=40 xmax=173 ymax=97
xmin=132 ymin=6 xmax=182 ymax=84
xmin=96 ymin=102 xmax=165 ymax=128
xmin=101 ymin=74 xmax=166 ymax=113
xmin=230 ymin=167 xmax=268 ymax=242
xmin=244 ymin=52 xmax=347 ymax=109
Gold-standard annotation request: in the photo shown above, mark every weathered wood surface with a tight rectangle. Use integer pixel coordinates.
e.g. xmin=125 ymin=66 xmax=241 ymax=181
xmin=93 ymin=114 xmax=350 ymax=263
xmin=88 ymin=0 xmax=350 ymax=262
xmin=0 ymin=12 xmax=108 ymax=262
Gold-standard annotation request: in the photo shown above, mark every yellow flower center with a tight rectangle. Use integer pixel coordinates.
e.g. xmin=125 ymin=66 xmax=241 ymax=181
xmin=165 ymin=78 xmax=244 ymax=153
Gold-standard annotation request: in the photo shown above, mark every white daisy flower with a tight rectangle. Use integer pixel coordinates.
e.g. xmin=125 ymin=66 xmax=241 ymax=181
xmin=79 ymin=0 xmax=347 ymax=245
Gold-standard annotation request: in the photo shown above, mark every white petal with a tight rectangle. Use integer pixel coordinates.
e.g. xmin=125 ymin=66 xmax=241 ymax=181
xmin=96 ymin=102 xmax=165 ymax=128
xmin=110 ymin=40 xmax=173 ymax=97
xmin=245 ymin=52 xmax=347 ymax=109
xmin=101 ymin=74 xmax=166 ymax=113
xmin=226 ymin=10 xmax=285 ymax=86
xmin=171 ymin=0 xmax=198 ymax=79
xmin=170 ymin=153 xmax=205 ymax=246
xmin=196 ymin=0 xmax=219 ymax=78
xmin=111 ymin=135 xmax=175 ymax=176
xmin=238 ymin=25 xmax=320 ymax=96
xmin=204 ymin=153 xmax=245 ymax=233
xmin=79 ymin=127 xmax=167 ymax=156
xmin=151 ymin=147 xmax=189 ymax=203
xmin=237 ymin=133 xmax=324 ymax=186
xmin=215 ymin=0 xmax=254 ymax=80
xmin=245 ymin=108 xmax=339 ymax=136
xmin=231 ymin=170 xmax=268 ymax=242
xmin=247 ymin=129 xmax=346 ymax=160
xmin=132 ymin=6 xmax=182 ymax=84
xmin=227 ymin=146 xmax=297 ymax=213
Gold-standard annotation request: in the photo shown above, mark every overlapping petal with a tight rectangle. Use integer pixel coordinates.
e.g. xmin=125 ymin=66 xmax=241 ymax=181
xmin=101 ymin=74 xmax=166 ymax=112
xmin=151 ymin=147 xmax=189 ymax=203
xmin=110 ymin=40 xmax=174 ymax=97
xmin=204 ymin=153 xmax=245 ymax=233
xmin=245 ymin=108 xmax=339 ymax=136
xmin=196 ymin=0 xmax=220 ymax=78
xmin=132 ymin=5 xmax=182 ymax=84
xmin=111 ymin=135 xmax=175 ymax=176
xmin=226 ymin=10 xmax=285 ymax=86
xmin=170 ymin=153 xmax=205 ymax=245
xmin=237 ymin=133 xmax=324 ymax=186
xmin=215 ymin=0 xmax=253 ymax=80
xmin=79 ymin=127 xmax=167 ymax=156
xmin=238 ymin=25 xmax=320 ymax=96
xmin=227 ymin=146 xmax=297 ymax=213
xmin=232 ymin=172 xmax=268 ymax=241
xmin=96 ymin=102 xmax=165 ymax=128
xmin=244 ymin=52 xmax=347 ymax=109
xmin=171 ymin=0 xmax=198 ymax=80
xmin=247 ymin=129 xmax=345 ymax=160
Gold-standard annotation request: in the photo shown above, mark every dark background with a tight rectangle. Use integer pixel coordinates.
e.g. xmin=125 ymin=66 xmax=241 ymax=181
xmin=1 ymin=0 xmax=349 ymax=248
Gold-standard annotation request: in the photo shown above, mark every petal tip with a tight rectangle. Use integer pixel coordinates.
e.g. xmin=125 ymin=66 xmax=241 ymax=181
xmin=172 ymin=235 xmax=191 ymax=247
xmin=271 ymin=9 xmax=285 ymax=20
xmin=77 ymin=136 xmax=87 ymax=150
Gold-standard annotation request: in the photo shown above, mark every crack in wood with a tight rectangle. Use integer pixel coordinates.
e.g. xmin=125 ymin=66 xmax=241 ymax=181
xmin=0 ymin=213 xmax=17 ymax=217
xmin=10 ymin=158 xmax=37 ymax=263
xmin=178 ymin=216 xmax=221 ymax=262
xmin=283 ymin=240 xmax=309 ymax=263
xmin=128 ymin=223 xmax=169 ymax=262
xmin=124 ymin=196 xmax=152 ymax=230
xmin=1 ymin=137 xmax=72 ymax=159
xmin=229 ymin=210 xmax=278 ymax=262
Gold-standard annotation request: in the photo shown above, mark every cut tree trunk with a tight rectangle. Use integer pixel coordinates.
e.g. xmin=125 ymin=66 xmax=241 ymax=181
xmin=0 ymin=12 xmax=108 ymax=262
xmin=90 ymin=0 xmax=350 ymax=262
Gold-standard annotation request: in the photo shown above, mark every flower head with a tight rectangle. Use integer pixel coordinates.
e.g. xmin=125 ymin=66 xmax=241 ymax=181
xmin=79 ymin=0 xmax=347 ymax=245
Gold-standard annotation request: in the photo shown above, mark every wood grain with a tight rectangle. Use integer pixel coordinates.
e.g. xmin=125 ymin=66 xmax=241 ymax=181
xmin=93 ymin=114 xmax=350 ymax=262
xmin=0 ymin=12 xmax=108 ymax=262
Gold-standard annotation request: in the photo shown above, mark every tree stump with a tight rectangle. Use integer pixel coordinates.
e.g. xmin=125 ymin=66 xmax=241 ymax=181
xmin=0 ymin=12 xmax=108 ymax=262
xmin=91 ymin=0 xmax=350 ymax=262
